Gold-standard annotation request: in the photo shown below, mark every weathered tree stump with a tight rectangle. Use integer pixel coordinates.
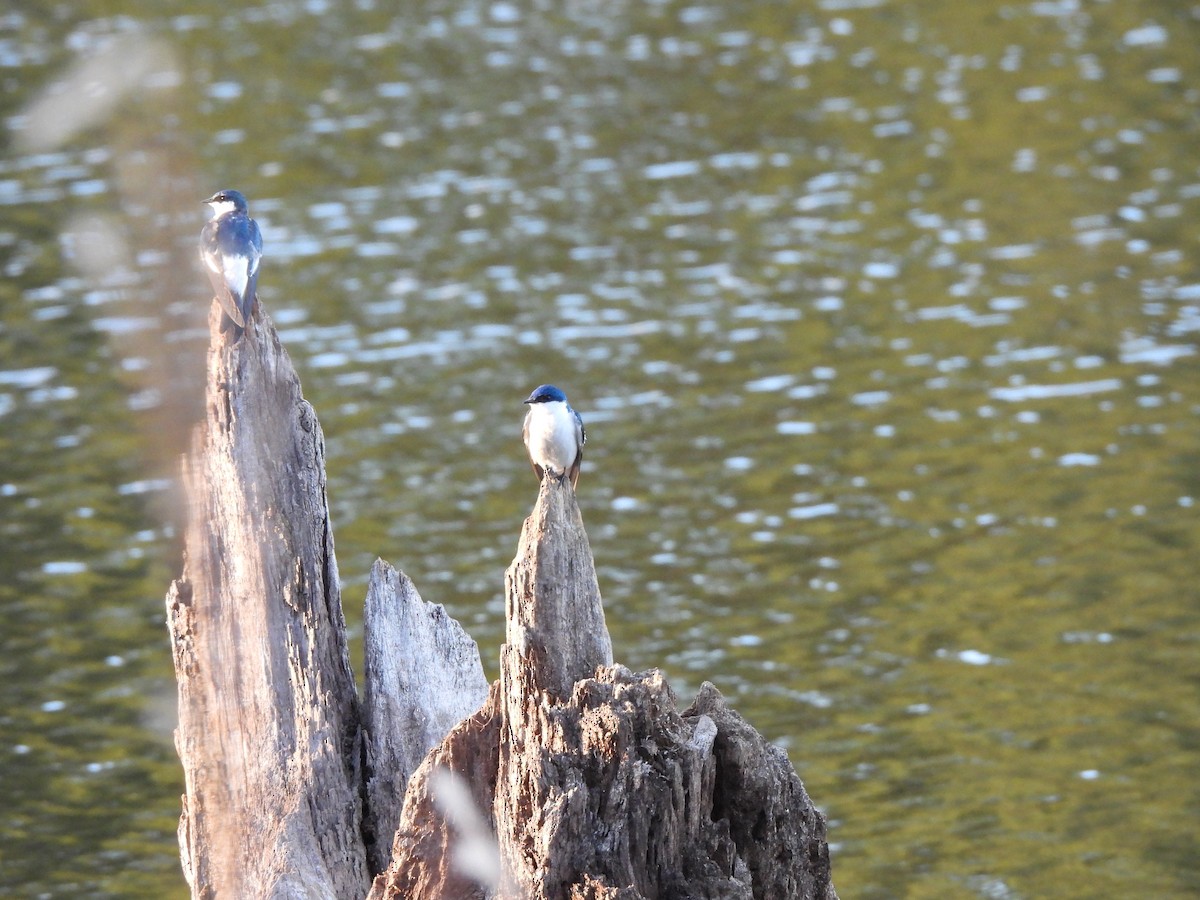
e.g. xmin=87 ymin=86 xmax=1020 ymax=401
xmin=370 ymin=480 xmax=838 ymax=900
xmin=165 ymin=306 xmax=490 ymax=898
xmin=167 ymin=303 xmax=837 ymax=900
xmin=165 ymin=305 xmax=369 ymax=898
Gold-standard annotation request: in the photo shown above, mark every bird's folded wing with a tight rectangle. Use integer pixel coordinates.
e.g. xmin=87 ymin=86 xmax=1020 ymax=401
xmin=201 ymin=248 xmax=247 ymax=328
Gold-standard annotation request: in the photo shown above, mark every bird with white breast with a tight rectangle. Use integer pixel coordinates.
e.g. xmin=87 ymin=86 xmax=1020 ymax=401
xmin=199 ymin=188 xmax=262 ymax=336
xmin=522 ymin=384 xmax=586 ymax=489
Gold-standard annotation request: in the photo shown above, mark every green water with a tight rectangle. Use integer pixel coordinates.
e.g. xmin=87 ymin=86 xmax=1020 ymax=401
xmin=2 ymin=1 xmax=1198 ymax=897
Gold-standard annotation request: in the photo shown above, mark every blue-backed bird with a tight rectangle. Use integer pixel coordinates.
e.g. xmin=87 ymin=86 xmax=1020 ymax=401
xmin=522 ymin=384 xmax=586 ymax=489
xmin=199 ymin=189 xmax=262 ymax=335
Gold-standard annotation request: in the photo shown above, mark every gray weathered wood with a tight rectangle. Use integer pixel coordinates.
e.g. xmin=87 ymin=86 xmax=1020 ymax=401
xmin=361 ymin=557 xmax=491 ymax=875
xmin=367 ymin=683 xmax=504 ymax=900
xmin=683 ymin=683 xmax=837 ymax=900
xmin=166 ymin=299 xmax=838 ymax=899
xmin=165 ymin=304 xmax=370 ymax=898
xmin=372 ymin=479 xmax=839 ymax=900
xmin=502 ymin=479 xmax=613 ymax=702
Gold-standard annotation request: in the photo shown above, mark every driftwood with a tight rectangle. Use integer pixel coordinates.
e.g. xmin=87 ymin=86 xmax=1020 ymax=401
xmin=167 ymin=303 xmax=837 ymax=899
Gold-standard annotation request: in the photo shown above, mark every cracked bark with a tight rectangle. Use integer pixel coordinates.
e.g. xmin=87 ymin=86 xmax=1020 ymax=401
xmin=166 ymin=305 xmax=370 ymax=898
xmin=165 ymin=305 xmax=491 ymax=898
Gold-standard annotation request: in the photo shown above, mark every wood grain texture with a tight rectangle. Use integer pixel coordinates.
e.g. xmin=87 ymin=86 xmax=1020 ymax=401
xmin=367 ymin=683 xmax=503 ymax=900
xmin=166 ymin=305 xmax=368 ymax=898
xmin=362 ymin=558 xmax=491 ymax=875
xmin=502 ymin=478 xmax=613 ymax=702
xmin=374 ymin=479 xmax=838 ymax=900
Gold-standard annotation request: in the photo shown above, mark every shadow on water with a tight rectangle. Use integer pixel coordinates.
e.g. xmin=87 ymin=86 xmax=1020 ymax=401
xmin=2 ymin=1 xmax=1199 ymax=897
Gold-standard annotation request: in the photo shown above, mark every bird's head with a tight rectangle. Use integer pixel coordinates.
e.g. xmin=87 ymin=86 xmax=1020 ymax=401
xmin=524 ymin=384 xmax=568 ymax=405
xmin=203 ymin=189 xmax=249 ymax=218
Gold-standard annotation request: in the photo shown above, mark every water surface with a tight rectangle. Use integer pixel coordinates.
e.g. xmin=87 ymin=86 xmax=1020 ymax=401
xmin=2 ymin=1 xmax=1199 ymax=897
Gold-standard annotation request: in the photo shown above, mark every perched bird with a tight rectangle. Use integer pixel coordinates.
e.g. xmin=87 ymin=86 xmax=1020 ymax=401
xmin=522 ymin=384 xmax=586 ymax=489
xmin=199 ymin=189 xmax=262 ymax=334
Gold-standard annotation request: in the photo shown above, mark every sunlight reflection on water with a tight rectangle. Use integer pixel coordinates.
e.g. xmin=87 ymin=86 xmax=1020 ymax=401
xmin=3 ymin=0 xmax=1200 ymax=897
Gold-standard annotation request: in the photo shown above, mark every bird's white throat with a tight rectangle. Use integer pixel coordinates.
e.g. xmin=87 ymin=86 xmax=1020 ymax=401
xmin=206 ymin=199 xmax=238 ymax=219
